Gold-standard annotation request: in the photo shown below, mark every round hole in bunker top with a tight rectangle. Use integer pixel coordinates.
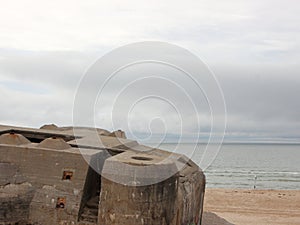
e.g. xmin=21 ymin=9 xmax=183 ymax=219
xmin=131 ymin=156 xmax=153 ymax=161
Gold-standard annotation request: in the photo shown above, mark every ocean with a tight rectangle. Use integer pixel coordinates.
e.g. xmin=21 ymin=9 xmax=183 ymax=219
xmin=148 ymin=143 xmax=300 ymax=190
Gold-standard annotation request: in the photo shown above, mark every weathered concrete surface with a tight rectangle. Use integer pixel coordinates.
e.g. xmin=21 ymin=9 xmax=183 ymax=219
xmin=0 ymin=162 xmax=33 ymax=224
xmin=38 ymin=137 xmax=72 ymax=150
xmin=177 ymin=160 xmax=206 ymax=225
xmin=99 ymin=151 xmax=179 ymax=225
xmin=99 ymin=177 xmax=178 ymax=225
xmin=0 ymin=163 xmax=27 ymax=186
xmin=29 ymin=185 xmax=81 ymax=225
xmin=0 ymin=183 xmax=35 ymax=225
xmin=0 ymin=133 xmax=31 ymax=146
xmin=0 ymin=124 xmax=206 ymax=225
xmin=99 ymin=151 xmax=206 ymax=225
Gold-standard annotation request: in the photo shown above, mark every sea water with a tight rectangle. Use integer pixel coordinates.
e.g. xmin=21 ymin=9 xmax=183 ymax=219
xmin=149 ymin=143 xmax=300 ymax=190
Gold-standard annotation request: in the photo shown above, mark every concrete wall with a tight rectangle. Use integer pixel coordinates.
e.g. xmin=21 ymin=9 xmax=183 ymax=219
xmin=0 ymin=182 xmax=35 ymax=225
xmin=0 ymin=145 xmax=90 ymax=191
xmin=99 ymin=176 xmax=178 ymax=225
xmin=98 ymin=151 xmax=206 ymax=225
xmin=177 ymin=167 xmax=206 ymax=225
xmin=0 ymin=144 xmax=106 ymax=225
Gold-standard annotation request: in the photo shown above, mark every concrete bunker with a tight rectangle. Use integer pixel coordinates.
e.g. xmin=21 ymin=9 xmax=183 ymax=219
xmin=0 ymin=124 xmax=206 ymax=225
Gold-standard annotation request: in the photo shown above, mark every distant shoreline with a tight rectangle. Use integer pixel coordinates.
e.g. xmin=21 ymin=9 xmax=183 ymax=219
xmin=145 ymin=142 xmax=300 ymax=145
xmin=152 ymin=143 xmax=300 ymax=190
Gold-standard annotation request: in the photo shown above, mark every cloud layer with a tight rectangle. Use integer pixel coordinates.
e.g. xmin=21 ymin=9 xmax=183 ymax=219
xmin=0 ymin=0 xmax=299 ymax=142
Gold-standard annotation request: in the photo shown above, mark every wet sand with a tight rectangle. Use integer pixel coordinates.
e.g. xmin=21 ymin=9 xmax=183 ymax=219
xmin=203 ymin=189 xmax=300 ymax=225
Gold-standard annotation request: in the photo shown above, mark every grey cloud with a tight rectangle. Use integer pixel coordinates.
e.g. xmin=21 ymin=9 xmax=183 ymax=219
xmin=0 ymin=49 xmax=299 ymax=143
xmin=0 ymin=49 xmax=99 ymax=90
xmin=213 ymin=63 xmax=300 ymax=137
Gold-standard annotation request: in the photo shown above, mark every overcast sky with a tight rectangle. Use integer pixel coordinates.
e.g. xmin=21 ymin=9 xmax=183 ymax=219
xmin=0 ymin=0 xmax=299 ymax=143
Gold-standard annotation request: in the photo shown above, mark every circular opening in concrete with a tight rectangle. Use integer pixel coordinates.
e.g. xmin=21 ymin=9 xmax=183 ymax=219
xmin=131 ymin=156 xmax=153 ymax=161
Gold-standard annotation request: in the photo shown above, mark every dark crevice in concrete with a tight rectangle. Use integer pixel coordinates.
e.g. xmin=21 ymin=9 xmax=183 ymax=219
xmin=0 ymin=129 xmax=77 ymax=143
xmin=78 ymin=156 xmax=103 ymax=224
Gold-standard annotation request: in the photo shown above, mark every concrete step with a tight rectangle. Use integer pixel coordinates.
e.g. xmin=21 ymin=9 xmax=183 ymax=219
xmin=80 ymin=212 xmax=98 ymax=223
xmin=79 ymin=196 xmax=99 ymax=223
xmin=78 ymin=221 xmax=96 ymax=225
xmin=83 ymin=208 xmax=98 ymax=215
xmin=86 ymin=199 xmax=99 ymax=208
xmin=86 ymin=203 xmax=98 ymax=208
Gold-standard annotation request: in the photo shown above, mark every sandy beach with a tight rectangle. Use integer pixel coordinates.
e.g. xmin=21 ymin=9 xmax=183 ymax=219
xmin=203 ymin=189 xmax=300 ymax=225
